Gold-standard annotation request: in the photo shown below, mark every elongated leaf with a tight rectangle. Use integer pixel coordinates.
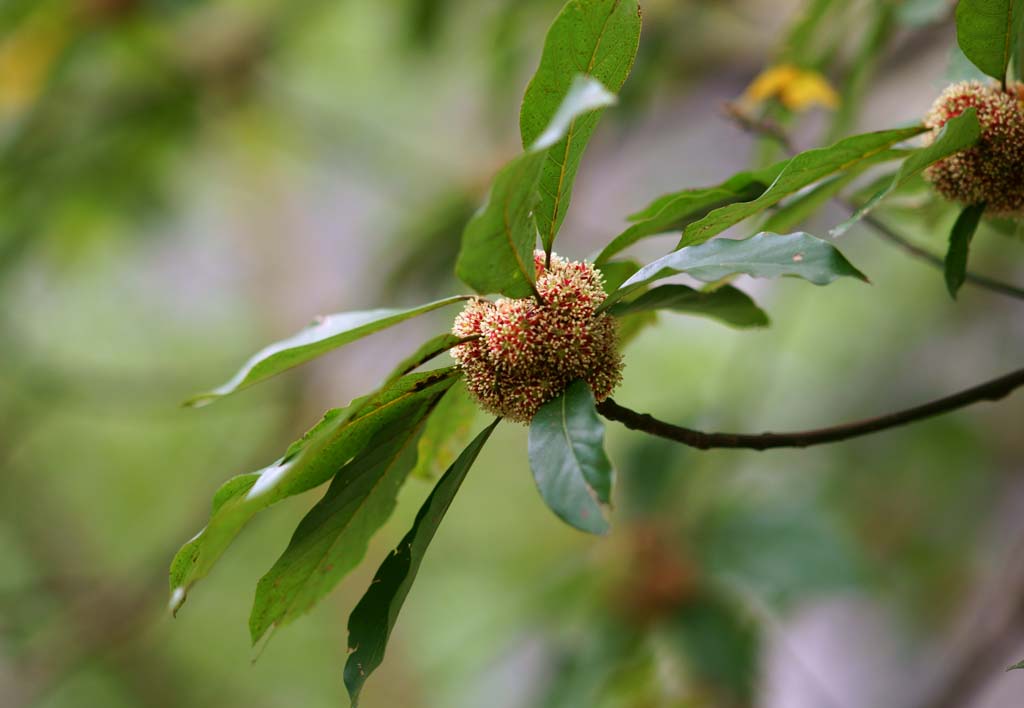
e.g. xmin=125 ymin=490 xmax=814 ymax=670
xmin=610 ymin=284 xmax=769 ymax=329
xmin=679 ymin=127 xmax=923 ymax=247
xmin=249 ymin=390 xmax=445 ymax=642
xmin=945 ymin=202 xmax=987 ymax=298
xmin=956 ymin=0 xmax=1023 ymax=82
xmin=528 ymin=380 xmax=615 ymax=535
xmin=344 ymin=419 xmax=500 ymax=706
xmin=410 ymin=379 xmax=478 ymax=480
xmin=384 ymin=332 xmax=466 ymax=385
xmin=168 ymin=369 xmax=458 ymax=614
xmin=457 ymin=75 xmax=617 ymax=298
xmin=596 ymin=259 xmax=641 ymax=293
xmin=605 ymin=232 xmax=867 ymax=309
xmin=187 ymin=297 xmax=470 ymax=406
xmin=761 ymin=149 xmax=909 ymax=233
xmin=596 ymin=164 xmax=783 ymax=264
xmin=520 ymin=0 xmax=642 ymax=252
xmin=1009 ymin=659 xmax=1024 ymax=670
xmin=832 ymin=109 xmax=981 ymax=236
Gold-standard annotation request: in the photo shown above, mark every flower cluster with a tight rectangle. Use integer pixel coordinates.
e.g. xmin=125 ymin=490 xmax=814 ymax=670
xmin=451 ymin=251 xmax=623 ymax=423
xmin=923 ymin=80 xmax=1024 ymax=217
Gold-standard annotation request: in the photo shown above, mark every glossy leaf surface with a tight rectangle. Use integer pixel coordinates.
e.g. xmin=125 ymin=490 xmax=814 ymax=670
xmin=187 ymin=297 xmax=470 ymax=406
xmin=343 ymin=419 xmax=500 ymax=706
xmin=679 ymin=126 xmax=923 ymax=247
xmin=528 ymin=380 xmax=615 ymax=535
xmin=520 ymin=0 xmax=642 ymax=252
xmin=169 ymin=369 xmax=458 ymax=614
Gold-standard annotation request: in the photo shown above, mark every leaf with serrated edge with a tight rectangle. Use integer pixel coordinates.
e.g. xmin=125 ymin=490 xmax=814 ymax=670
xmin=457 ymin=75 xmax=618 ymax=298
xmin=168 ymin=369 xmax=458 ymax=614
xmin=343 ymin=419 xmax=500 ymax=707
xmin=832 ymin=109 xmax=981 ymax=236
xmin=679 ymin=126 xmax=924 ymax=248
xmin=528 ymin=380 xmax=615 ymax=535
xmin=604 ymin=232 xmax=867 ymax=310
xmin=521 ymin=0 xmax=642 ymax=252
xmin=187 ymin=297 xmax=471 ymax=406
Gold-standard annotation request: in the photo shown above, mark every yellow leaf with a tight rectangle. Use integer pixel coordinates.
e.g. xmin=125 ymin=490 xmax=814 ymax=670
xmin=741 ymin=63 xmax=839 ymax=112
xmin=0 ymin=14 xmax=69 ymax=117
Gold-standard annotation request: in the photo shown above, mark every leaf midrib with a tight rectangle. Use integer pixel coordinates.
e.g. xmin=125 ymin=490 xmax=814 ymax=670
xmin=543 ymin=0 xmax=622 ymax=248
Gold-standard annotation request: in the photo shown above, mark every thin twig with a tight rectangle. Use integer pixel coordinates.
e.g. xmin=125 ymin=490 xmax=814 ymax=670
xmin=596 ymin=366 xmax=1024 ymax=450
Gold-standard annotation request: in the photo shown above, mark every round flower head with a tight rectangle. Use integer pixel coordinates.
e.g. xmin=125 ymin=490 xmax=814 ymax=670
xmin=451 ymin=251 xmax=623 ymax=423
xmin=922 ymin=80 xmax=1024 ymax=217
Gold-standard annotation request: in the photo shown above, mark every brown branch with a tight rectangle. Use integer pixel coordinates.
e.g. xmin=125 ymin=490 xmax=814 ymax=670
xmin=596 ymin=366 xmax=1024 ymax=450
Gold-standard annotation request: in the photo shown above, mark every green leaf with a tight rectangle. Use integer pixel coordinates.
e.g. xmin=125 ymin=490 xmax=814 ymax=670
xmin=596 ymin=259 xmax=641 ymax=294
xmin=457 ymin=75 xmax=618 ymax=298
xmin=832 ymin=109 xmax=982 ymax=236
xmin=1008 ymin=659 xmax=1024 ymax=670
xmin=944 ymin=202 xmax=987 ymax=298
xmin=384 ymin=332 xmax=467 ymax=385
xmin=604 ymin=232 xmax=867 ymax=310
xmin=596 ymin=164 xmax=783 ymax=264
xmin=955 ymin=0 xmax=1023 ymax=82
xmin=760 ymin=149 xmax=909 ymax=233
xmin=249 ymin=384 xmax=448 ymax=643
xmin=520 ymin=0 xmax=642 ymax=253
xmin=186 ymin=297 xmax=471 ymax=406
xmin=168 ymin=369 xmax=458 ymax=615
xmin=528 ymin=380 xmax=615 ymax=535
xmin=410 ymin=379 xmax=478 ymax=480
xmin=610 ymin=284 xmax=770 ymax=329
xmin=343 ymin=419 xmax=500 ymax=707
xmin=679 ymin=126 xmax=924 ymax=248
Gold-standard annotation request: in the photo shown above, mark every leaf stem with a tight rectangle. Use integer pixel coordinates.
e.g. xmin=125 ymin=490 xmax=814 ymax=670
xmin=596 ymin=366 xmax=1024 ymax=450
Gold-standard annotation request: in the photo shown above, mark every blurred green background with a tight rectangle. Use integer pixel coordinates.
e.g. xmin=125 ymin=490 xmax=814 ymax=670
xmin=1 ymin=0 xmax=1023 ymax=706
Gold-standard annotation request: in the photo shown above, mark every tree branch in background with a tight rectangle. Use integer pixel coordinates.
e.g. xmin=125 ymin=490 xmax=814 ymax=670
xmin=724 ymin=109 xmax=1024 ymax=302
xmin=596 ymin=366 xmax=1024 ymax=450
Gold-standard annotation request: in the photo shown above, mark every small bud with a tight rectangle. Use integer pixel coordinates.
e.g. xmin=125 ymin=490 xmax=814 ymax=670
xmin=451 ymin=251 xmax=623 ymax=423
xmin=923 ymin=80 xmax=1024 ymax=217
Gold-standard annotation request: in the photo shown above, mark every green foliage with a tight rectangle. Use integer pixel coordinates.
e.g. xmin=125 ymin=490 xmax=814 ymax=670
xmin=343 ymin=419 xmax=500 ymax=706
xmin=945 ymin=202 xmax=987 ymax=298
xmin=833 ymin=108 xmax=982 ymax=236
xmin=680 ymin=127 xmax=923 ymax=247
xmin=596 ymin=163 xmax=784 ymax=263
xmin=249 ymin=397 xmax=440 ymax=643
xmin=955 ymin=0 xmax=1024 ymax=82
xmin=186 ymin=298 xmax=471 ymax=406
xmin=456 ymin=75 xmax=617 ymax=298
xmin=606 ymin=231 xmax=867 ymax=309
xmin=528 ymin=380 xmax=615 ymax=535
xmin=520 ymin=0 xmax=642 ymax=254
xmin=1009 ymin=659 xmax=1024 ymax=670
xmin=609 ymin=284 xmax=770 ymax=329
xmin=153 ymin=0 xmax=1024 ymax=703
xmin=409 ymin=380 xmax=478 ymax=480
xmin=169 ymin=369 xmax=458 ymax=613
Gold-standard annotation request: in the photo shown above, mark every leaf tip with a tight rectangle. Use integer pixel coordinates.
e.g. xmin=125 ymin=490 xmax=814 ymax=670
xmin=169 ymin=586 xmax=186 ymax=616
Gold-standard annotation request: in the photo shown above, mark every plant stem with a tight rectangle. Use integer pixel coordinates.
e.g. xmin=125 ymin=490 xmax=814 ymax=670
xmin=596 ymin=366 xmax=1024 ymax=450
